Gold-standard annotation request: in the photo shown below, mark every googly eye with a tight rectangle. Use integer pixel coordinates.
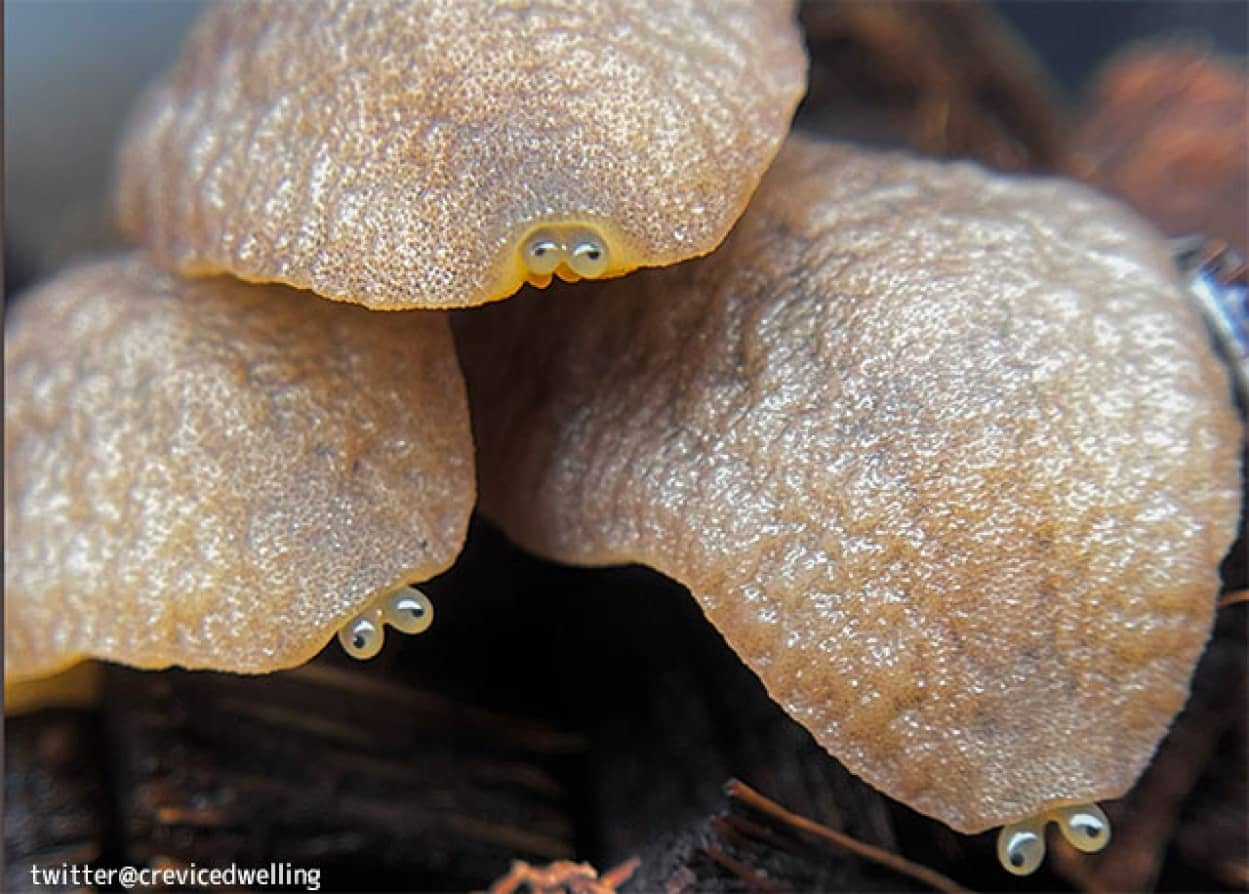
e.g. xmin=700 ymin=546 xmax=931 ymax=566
xmin=338 ymin=614 xmax=384 ymax=660
xmin=523 ymin=230 xmax=563 ymax=276
xmin=997 ymin=819 xmax=1046 ymax=876
xmin=1052 ymin=803 xmax=1110 ymax=853
xmin=566 ymin=231 xmax=609 ymax=278
xmin=382 ymin=586 xmax=433 ymax=635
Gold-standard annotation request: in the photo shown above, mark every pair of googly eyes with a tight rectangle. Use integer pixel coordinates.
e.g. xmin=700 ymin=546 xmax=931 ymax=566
xmin=337 ymin=586 xmax=433 ymax=660
xmin=523 ymin=228 xmax=610 ymax=279
xmin=997 ymin=803 xmax=1110 ymax=876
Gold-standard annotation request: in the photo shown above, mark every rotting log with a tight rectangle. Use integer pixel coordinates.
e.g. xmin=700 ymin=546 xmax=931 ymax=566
xmin=99 ymin=655 xmax=583 ymax=892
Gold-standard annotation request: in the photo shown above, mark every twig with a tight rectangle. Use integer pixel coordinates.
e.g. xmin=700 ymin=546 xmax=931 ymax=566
xmin=700 ymin=846 xmax=783 ymax=894
xmin=725 ymin=779 xmax=973 ymax=894
xmin=598 ymin=858 xmax=641 ymax=890
xmin=1217 ymin=589 xmax=1249 ymax=608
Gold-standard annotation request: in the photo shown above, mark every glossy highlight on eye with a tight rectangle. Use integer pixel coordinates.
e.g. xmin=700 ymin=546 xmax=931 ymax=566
xmin=523 ymin=229 xmax=563 ymax=277
xmin=996 ymin=802 xmax=1111 ymax=876
xmin=519 ymin=224 xmax=614 ymax=287
xmin=382 ymin=587 xmax=435 ymax=635
xmin=567 ymin=230 xmax=610 ymax=278
xmin=997 ymin=818 xmax=1045 ymax=876
xmin=456 ymin=137 xmax=1243 ymax=839
xmin=114 ymin=0 xmax=807 ymax=309
xmin=339 ymin=615 xmax=384 ymax=661
xmin=3 ymin=255 xmax=474 ymax=680
xmin=337 ymin=586 xmax=435 ymax=661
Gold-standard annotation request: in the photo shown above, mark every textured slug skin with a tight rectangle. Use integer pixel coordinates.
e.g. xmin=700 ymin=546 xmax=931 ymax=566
xmin=116 ymin=0 xmax=807 ymax=309
xmin=4 ymin=254 xmax=474 ymax=682
xmin=455 ymin=137 xmax=1244 ymax=834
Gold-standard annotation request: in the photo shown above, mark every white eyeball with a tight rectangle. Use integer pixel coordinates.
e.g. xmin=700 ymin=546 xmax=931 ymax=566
xmin=523 ymin=230 xmax=563 ymax=275
xmin=338 ymin=615 xmax=384 ymax=660
xmin=567 ymin=231 xmax=609 ymax=278
xmin=1052 ymin=803 xmax=1110 ymax=853
xmin=997 ymin=820 xmax=1046 ymax=876
xmin=382 ymin=586 xmax=434 ymax=635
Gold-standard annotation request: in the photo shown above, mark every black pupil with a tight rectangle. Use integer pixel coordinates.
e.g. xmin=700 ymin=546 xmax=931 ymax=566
xmin=533 ymin=246 xmax=547 ymax=255
xmin=586 ymin=249 xmax=600 ymax=260
xmin=353 ymin=633 xmax=366 ymax=649
xmin=408 ymin=605 xmax=425 ymax=617
xmin=1087 ymin=827 xmax=1101 ymax=838
xmin=1010 ymin=853 xmax=1024 ymax=867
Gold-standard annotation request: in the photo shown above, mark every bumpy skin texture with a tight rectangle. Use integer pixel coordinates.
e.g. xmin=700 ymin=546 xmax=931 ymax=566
xmin=4 ymin=254 xmax=474 ymax=681
xmin=456 ymin=138 xmax=1244 ymax=834
xmin=116 ymin=0 xmax=807 ymax=309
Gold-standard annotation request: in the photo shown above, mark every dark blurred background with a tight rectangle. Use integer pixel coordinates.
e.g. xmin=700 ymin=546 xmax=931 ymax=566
xmin=994 ymin=1 xmax=1247 ymax=93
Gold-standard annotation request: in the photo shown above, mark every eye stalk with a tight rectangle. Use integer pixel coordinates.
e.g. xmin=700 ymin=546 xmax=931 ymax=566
xmin=337 ymin=585 xmax=435 ymax=660
xmin=338 ymin=615 xmax=384 ymax=660
xmin=996 ymin=802 xmax=1111 ymax=876
xmin=568 ymin=231 xmax=610 ymax=278
xmin=997 ymin=819 xmax=1045 ymax=876
xmin=519 ymin=224 xmax=613 ymax=283
xmin=383 ymin=587 xmax=434 ymax=634
xmin=524 ymin=230 xmax=563 ymax=276
xmin=1052 ymin=803 xmax=1110 ymax=853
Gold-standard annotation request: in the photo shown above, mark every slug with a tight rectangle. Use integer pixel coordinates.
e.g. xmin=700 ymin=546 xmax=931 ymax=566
xmin=4 ymin=253 xmax=475 ymax=682
xmin=454 ymin=136 xmax=1243 ymax=868
xmin=115 ymin=0 xmax=808 ymax=309
xmin=14 ymin=3 xmax=1239 ymax=879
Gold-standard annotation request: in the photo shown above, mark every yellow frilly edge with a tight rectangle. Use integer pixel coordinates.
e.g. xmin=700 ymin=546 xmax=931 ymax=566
xmin=5 ymin=661 xmax=101 ymax=715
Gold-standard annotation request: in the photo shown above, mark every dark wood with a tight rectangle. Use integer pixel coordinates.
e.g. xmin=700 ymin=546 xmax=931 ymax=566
xmin=4 ymin=710 xmax=112 ymax=894
xmin=622 ymin=782 xmax=925 ymax=894
xmin=99 ymin=653 xmax=583 ymax=892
